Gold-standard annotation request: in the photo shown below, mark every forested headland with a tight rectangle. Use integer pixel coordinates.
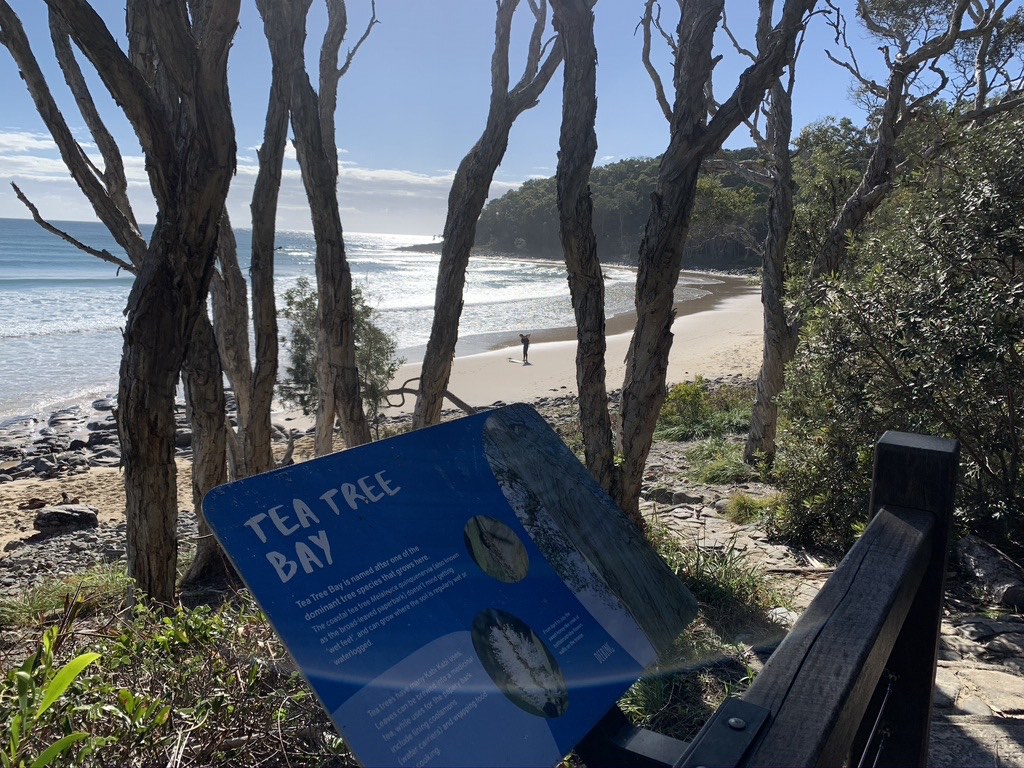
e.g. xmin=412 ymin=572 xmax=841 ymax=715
xmin=403 ymin=151 xmax=767 ymax=271
xmin=475 ymin=151 xmax=765 ymax=269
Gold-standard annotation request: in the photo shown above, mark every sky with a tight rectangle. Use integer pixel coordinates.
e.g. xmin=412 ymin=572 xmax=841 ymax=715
xmin=0 ymin=1 xmax=884 ymax=235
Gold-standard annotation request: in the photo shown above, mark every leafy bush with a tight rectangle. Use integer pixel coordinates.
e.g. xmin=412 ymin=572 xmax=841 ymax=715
xmin=774 ymin=115 xmax=1024 ymax=553
xmin=656 ymin=378 xmax=753 ymax=442
xmin=1 ymin=601 xmax=101 ymax=768
xmin=279 ymin=277 xmax=404 ymax=434
xmin=0 ymin=584 xmax=351 ymax=766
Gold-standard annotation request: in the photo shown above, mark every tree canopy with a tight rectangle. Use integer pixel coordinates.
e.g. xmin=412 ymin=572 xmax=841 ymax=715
xmin=772 ymin=113 xmax=1024 ymax=553
xmin=475 ymin=153 xmax=765 ymax=269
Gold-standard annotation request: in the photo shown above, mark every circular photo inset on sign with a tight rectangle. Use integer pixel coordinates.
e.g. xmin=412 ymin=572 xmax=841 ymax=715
xmin=463 ymin=515 xmax=529 ymax=583
xmin=471 ymin=607 xmax=569 ymax=718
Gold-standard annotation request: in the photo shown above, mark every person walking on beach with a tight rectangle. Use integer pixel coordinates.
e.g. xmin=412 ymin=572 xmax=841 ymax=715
xmin=519 ymin=333 xmax=531 ymax=364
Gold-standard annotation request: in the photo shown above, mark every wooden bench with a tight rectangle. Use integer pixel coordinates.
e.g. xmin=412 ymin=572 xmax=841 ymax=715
xmin=577 ymin=431 xmax=959 ymax=768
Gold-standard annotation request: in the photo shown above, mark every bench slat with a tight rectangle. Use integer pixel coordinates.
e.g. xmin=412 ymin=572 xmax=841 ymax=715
xmin=741 ymin=504 xmax=934 ymax=767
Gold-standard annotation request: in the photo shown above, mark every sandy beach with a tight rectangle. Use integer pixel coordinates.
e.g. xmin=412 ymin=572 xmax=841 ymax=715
xmin=0 ymin=276 xmax=763 ymax=556
xmin=388 ymin=275 xmax=763 ymax=413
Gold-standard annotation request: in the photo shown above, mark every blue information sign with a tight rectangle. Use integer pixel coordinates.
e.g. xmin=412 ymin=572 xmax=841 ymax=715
xmin=204 ymin=405 xmax=658 ymax=767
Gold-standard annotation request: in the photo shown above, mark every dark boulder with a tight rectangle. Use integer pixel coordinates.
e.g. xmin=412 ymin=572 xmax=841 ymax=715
xmin=33 ymin=504 xmax=100 ymax=535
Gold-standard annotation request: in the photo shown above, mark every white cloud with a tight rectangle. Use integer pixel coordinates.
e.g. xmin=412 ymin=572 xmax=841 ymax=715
xmin=0 ymin=131 xmax=57 ymax=153
xmin=0 ymin=128 xmax=521 ymax=235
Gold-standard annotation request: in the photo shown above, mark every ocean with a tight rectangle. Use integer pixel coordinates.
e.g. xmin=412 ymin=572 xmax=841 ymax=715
xmin=0 ymin=217 xmax=713 ymax=422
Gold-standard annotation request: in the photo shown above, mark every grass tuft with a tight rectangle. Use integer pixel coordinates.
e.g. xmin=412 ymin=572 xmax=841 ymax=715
xmin=0 ymin=563 xmax=133 ymax=628
xmin=723 ymin=492 xmax=783 ymax=525
xmin=685 ymin=438 xmax=759 ymax=485
xmin=616 ymin=523 xmax=789 ymax=743
xmin=655 ymin=378 xmax=753 ymax=442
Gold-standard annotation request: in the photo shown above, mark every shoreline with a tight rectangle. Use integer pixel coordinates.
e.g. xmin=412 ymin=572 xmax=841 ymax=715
xmin=1 ymin=273 xmax=763 ymax=428
xmin=0 ymin=278 xmax=764 ymax=558
xmin=387 ymin=275 xmax=763 ymax=415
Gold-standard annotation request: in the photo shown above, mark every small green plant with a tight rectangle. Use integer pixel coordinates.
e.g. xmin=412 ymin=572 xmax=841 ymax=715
xmin=1 ymin=598 xmax=101 ymax=767
xmin=657 ymin=379 xmax=714 ymax=441
xmin=0 ymin=579 xmax=351 ymax=766
xmin=619 ymin=525 xmax=785 ymax=742
xmin=0 ymin=565 xmax=131 ymax=628
xmin=685 ymin=439 xmax=758 ymax=485
xmin=278 ymin=277 xmax=404 ymax=436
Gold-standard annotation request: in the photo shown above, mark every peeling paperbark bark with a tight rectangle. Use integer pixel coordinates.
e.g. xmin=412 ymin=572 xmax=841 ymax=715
xmin=248 ymin=0 xmax=297 ymax=476
xmin=209 ymin=217 xmax=255 ymax=478
xmin=550 ymin=0 xmax=617 ymax=501
xmin=615 ymin=0 xmax=814 ymax=519
xmin=746 ymin=2 xmax=799 ymax=464
xmin=267 ymin=0 xmax=374 ymax=454
xmin=180 ymin=311 xmax=238 ymax=593
xmin=42 ymin=0 xmax=239 ymax=605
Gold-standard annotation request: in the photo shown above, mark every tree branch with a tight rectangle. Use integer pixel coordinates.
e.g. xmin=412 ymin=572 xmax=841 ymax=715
xmin=386 ymin=378 xmax=476 ymax=415
xmin=640 ymin=0 xmax=673 ymax=122
xmin=195 ymin=0 xmax=242 ymax=76
xmin=509 ymin=0 xmax=563 ymax=111
xmin=0 ymin=1 xmax=148 ymax=264
xmin=319 ymin=0 xmax=348 ymax=154
xmin=48 ymin=11 xmax=143 ymax=262
xmin=700 ymin=0 xmax=813 ymax=160
xmin=12 ymin=182 xmax=137 ymax=274
xmin=489 ymin=0 xmax=517 ymax=111
xmin=722 ymin=5 xmax=756 ymax=62
xmin=142 ymin=1 xmax=197 ymax=103
xmin=43 ymin=0 xmax=175 ymax=202
xmin=337 ymin=0 xmax=379 ymax=81
xmin=904 ymin=0 xmax=973 ymax=68
xmin=514 ymin=0 xmax=545 ymax=86
xmin=958 ymin=92 xmax=1024 ymax=122
xmin=824 ymin=48 xmax=887 ymax=97
xmin=856 ymin=0 xmax=909 ymax=51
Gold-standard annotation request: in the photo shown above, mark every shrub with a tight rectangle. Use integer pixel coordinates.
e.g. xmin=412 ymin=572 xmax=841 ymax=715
xmin=0 ymin=584 xmax=350 ymax=766
xmin=1 ymin=600 xmax=102 ymax=767
xmin=774 ymin=115 xmax=1024 ymax=554
xmin=724 ymin=492 xmax=782 ymax=525
xmin=279 ymin=277 xmax=404 ymax=435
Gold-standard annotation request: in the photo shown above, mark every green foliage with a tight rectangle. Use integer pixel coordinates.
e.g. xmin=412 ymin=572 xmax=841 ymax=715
xmin=659 ymin=537 xmax=785 ymax=632
xmin=656 ymin=378 xmax=753 ymax=442
xmin=724 ymin=493 xmax=782 ymax=526
xmin=475 ymin=154 xmax=764 ymax=267
xmin=787 ymin=117 xmax=873 ymax=283
xmin=279 ymin=277 xmax=404 ymax=434
xmin=0 ymin=565 xmax=131 ymax=627
xmin=775 ymin=115 xmax=1024 ymax=553
xmin=0 ymin=582 xmax=351 ymax=766
xmin=685 ymin=439 xmax=759 ymax=486
xmin=858 ymin=0 xmax=960 ymax=43
xmin=1 ymin=598 xmax=100 ymax=767
xmin=618 ymin=526 xmax=783 ymax=742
